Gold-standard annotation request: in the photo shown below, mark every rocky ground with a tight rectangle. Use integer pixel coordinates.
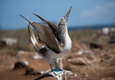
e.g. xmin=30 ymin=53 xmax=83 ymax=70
xmin=0 ymin=40 xmax=115 ymax=80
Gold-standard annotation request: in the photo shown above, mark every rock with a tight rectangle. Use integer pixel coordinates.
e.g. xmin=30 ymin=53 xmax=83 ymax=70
xmin=92 ymin=49 xmax=102 ymax=57
xmin=111 ymin=57 xmax=115 ymax=66
xmin=102 ymin=54 xmax=113 ymax=60
xmin=71 ymin=40 xmax=89 ymax=53
xmin=90 ymin=41 xmax=106 ymax=49
xmin=61 ymin=59 xmax=71 ymax=71
xmin=68 ymin=57 xmax=91 ymax=65
xmin=101 ymin=77 xmax=115 ymax=80
xmin=0 ymin=41 xmax=6 ymax=49
xmin=34 ymin=70 xmax=92 ymax=80
xmin=56 ymin=58 xmax=71 ymax=71
xmin=83 ymin=50 xmax=96 ymax=60
xmin=68 ymin=49 xmax=96 ymax=61
xmin=14 ymin=61 xmax=26 ymax=69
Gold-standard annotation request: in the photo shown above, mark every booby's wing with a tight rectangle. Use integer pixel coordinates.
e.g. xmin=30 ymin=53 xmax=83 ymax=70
xmin=27 ymin=17 xmax=44 ymax=50
xmin=31 ymin=22 xmax=60 ymax=53
xmin=20 ymin=15 xmax=60 ymax=54
xmin=33 ymin=13 xmax=58 ymax=36
xmin=33 ymin=13 xmax=62 ymax=43
xmin=57 ymin=6 xmax=72 ymax=47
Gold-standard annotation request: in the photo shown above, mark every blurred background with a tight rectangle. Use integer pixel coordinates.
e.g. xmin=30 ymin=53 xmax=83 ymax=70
xmin=0 ymin=0 xmax=115 ymax=80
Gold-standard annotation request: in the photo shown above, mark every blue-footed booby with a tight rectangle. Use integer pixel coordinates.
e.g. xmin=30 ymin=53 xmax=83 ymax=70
xmin=20 ymin=6 xmax=72 ymax=75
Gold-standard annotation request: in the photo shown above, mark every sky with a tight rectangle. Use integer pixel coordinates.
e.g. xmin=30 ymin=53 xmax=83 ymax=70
xmin=0 ymin=0 xmax=115 ymax=30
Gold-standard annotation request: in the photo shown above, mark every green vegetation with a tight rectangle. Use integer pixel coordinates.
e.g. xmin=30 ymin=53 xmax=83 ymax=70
xmin=0 ymin=29 xmax=35 ymax=55
xmin=5 ymin=41 xmax=34 ymax=56
xmin=0 ymin=29 xmax=29 ymax=43
xmin=69 ymin=28 xmax=95 ymax=40
xmin=69 ymin=28 xmax=96 ymax=46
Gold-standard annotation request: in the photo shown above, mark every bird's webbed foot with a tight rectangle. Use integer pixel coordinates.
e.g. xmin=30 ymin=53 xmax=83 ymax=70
xmin=53 ymin=67 xmax=63 ymax=75
xmin=53 ymin=61 xmax=63 ymax=75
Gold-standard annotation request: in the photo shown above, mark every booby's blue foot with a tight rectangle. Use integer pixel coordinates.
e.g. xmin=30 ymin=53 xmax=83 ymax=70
xmin=53 ymin=68 xmax=63 ymax=75
xmin=50 ymin=62 xmax=63 ymax=75
xmin=53 ymin=61 xmax=63 ymax=75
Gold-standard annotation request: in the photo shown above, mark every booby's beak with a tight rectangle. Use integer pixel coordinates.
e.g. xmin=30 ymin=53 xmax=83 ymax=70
xmin=58 ymin=6 xmax=72 ymax=28
xmin=63 ymin=6 xmax=72 ymax=23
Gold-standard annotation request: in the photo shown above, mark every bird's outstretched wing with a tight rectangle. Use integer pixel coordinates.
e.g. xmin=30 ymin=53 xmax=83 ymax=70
xmin=20 ymin=15 xmax=60 ymax=54
xmin=33 ymin=13 xmax=58 ymax=36
xmin=27 ymin=17 xmax=44 ymax=51
xmin=31 ymin=22 xmax=60 ymax=53
xmin=33 ymin=13 xmax=62 ymax=44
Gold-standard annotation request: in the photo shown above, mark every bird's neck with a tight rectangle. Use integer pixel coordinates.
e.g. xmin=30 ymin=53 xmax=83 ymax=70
xmin=63 ymin=28 xmax=72 ymax=50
